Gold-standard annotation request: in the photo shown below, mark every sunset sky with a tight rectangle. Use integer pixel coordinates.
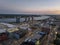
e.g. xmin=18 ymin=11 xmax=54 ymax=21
xmin=0 ymin=0 xmax=60 ymax=14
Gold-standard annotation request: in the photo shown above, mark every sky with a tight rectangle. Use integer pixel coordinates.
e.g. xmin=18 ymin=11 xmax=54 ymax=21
xmin=0 ymin=0 xmax=60 ymax=14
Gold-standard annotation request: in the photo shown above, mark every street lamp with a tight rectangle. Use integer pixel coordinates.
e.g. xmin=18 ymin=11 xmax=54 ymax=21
xmin=55 ymin=32 xmax=57 ymax=39
xmin=55 ymin=32 xmax=57 ymax=34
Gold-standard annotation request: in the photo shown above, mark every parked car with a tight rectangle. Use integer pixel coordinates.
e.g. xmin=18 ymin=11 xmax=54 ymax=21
xmin=21 ymin=38 xmax=41 ymax=45
xmin=21 ymin=38 xmax=37 ymax=45
xmin=36 ymin=31 xmax=46 ymax=39
xmin=21 ymin=34 xmax=41 ymax=45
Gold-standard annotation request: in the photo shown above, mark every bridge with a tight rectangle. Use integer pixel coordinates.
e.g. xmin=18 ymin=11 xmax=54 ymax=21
xmin=0 ymin=14 xmax=50 ymax=23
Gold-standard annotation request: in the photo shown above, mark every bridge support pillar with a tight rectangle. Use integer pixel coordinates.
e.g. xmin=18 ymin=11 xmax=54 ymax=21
xmin=25 ymin=17 xmax=27 ymax=22
xmin=32 ymin=16 xmax=34 ymax=24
